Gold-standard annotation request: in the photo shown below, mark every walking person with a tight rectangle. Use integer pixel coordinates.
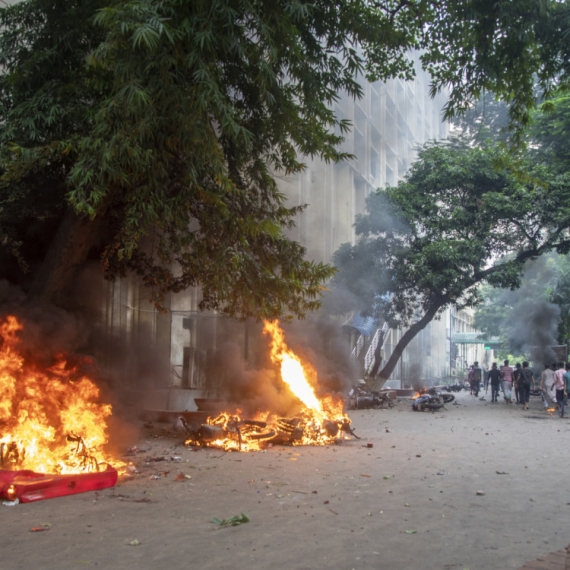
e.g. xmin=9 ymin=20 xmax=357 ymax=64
xmin=471 ymin=362 xmax=482 ymax=397
xmin=483 ymin=366 xmax=489 ymax=395
xmin=488 ymin=363 xmax=502 ymax=402
xmin=513 ymin=363 xmax=523 ymax=404
xmin=539 ymin=363 xmax=556 ymax=410
xmin=519 ymin=361 xmax=535 ymax=411
xmin=551 ymin=362 xmax=567 ymax=417
xmin=501 ymin=360 xmax=514 ymax=404
xmin=561 ymin=363 xmax=570 ymax=418
xmin=468 ymin=365 xmax=474 ymax=395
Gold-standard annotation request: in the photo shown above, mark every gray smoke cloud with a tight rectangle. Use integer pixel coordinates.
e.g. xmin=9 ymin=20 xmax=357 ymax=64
xmin=201 ymin=314 xmax=358 ymax=417
xmin=203 ymin=341 xmax=300 ymax=417
xmin=510 ymin=301 xmax=560 ymax=367
xmin=408 ymin=362 xmax=423 ymax=391
xmin=0 ymin=279 xmax=93 ymax=373
xmin=0 ymin=277 xmax=140 ymax=447
xmin=495 ymin=256 xmax=562 ymax=371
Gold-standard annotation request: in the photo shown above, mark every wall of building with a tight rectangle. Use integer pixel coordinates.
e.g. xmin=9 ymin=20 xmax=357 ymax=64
xmin=280 ymin=63 xmax=449 ymax=264
xmin=103 ymin=58 xmax=474 ymax=409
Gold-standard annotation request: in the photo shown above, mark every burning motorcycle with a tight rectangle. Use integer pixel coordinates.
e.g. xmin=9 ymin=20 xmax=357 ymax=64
xmin=185 ymin=412 xmax=360 ymax=451
xmin=419 ymin=386 xmax=455 ymax=404
xmin=411 ymin=392 xmax=445 ymax=412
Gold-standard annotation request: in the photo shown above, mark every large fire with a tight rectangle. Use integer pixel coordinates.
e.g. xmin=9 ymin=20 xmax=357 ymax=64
xmin=0 ymin=316 xmax=120 ymax=474
xmin=184 ymin=320 xmax=353 ymax=451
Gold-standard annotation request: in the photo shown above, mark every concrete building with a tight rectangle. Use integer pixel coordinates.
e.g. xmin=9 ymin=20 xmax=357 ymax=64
xmin=102 ymin=58 xmax=487 ymax=409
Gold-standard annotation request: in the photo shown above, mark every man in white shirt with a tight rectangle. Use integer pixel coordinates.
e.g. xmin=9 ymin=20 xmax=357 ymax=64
xmin=500 ymin=360 xmax=514 ymax=404
xmin=539 ymin=362 xmax=556 ymax=410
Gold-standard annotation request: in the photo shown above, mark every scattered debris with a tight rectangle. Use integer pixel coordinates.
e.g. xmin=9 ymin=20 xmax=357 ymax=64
xmin=2 ymin=499 xmax=19 ymax=507
xmin=404 ymin=529 xmax=417 ymax=534
xmin=30 ymin=525 xmax=50 ymax=532
xmin=129 ymin=539 xmax=141 ymax=546
xmin=174 ymin=473 xmax=191 ymax=481
xmin=476 ymin=491 xmax=485 ymax=496
xmin=212 ymin=513 xmax=250 ymax=527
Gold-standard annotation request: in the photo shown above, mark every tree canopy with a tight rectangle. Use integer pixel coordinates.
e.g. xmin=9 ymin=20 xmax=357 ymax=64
xmin=1 ymin=0 xmax=569 ymax=320
xmin=332 ymin=134 xmax=570 ymax=381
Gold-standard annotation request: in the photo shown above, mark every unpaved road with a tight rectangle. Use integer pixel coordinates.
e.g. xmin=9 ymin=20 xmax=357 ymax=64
xmin=1 ymin=391 xmax=568 ymax=570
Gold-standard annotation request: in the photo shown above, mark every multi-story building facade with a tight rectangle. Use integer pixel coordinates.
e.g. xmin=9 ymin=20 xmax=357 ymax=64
xmin=101 ymin=59 xmax=489 ymax=409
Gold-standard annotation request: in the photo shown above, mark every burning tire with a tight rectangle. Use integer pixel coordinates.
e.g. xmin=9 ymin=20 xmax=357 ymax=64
xmin=247 ymin=429 xmax=277 ymax=441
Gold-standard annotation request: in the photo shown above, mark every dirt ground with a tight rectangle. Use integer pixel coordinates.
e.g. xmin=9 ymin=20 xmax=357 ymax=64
xmin=1 ymin=390 xmax=568 ymax=570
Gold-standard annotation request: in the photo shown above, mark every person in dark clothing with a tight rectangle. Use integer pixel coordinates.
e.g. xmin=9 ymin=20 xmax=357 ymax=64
xmin=471 ymin=361 xmax=482 ymax=397
xmin=519 ymin=361 xmax=536 ymax=411
xmin=513 ymin=363 xmax=523 ymax=404
xmin=488 ymin=362 xmax=502 ymax=402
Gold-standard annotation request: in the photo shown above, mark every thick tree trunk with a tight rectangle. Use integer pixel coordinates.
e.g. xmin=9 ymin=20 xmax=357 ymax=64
xmin=368 ymin=327 xmax=386 ymax=377
xmin=28 ymin=207 xmax=104 ymax=306
xmin=376 ymin=299 xmax=446 ymax=383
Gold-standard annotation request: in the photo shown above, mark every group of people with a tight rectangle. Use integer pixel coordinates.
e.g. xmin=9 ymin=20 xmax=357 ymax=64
xmin=467 ymin=360 xmax=570 ymax=416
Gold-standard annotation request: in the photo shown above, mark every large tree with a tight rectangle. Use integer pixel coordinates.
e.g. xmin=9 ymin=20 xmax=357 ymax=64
xmin=1 ymin=0 xmax=569 ymax=319
xmin=472 ymin=95 xmax=570 ymax=356
xmin=332 ymin=137 xmax=570 ymax=382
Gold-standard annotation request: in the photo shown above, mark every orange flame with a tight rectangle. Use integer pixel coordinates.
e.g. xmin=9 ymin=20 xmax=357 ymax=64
xmin=185 ymin=320 xmax=351 ymax=451
xmin=263 ymin=320 xmax=323 ymax=418
xmin=0 ymin=316 xmax=120 ymax=474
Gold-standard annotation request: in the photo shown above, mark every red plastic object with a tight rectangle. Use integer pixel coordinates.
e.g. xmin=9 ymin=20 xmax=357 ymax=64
xmin=0 ymin=465 xmax=118 ymax=503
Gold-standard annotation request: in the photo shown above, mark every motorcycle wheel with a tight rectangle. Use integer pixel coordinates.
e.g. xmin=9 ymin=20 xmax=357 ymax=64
xmin=441 ymin=393 xmax=455 ymax=403
xmin=247 ymin=429 xmax=277 ymax=441
xmin=424 ymin=402 xmax=444 ymax=411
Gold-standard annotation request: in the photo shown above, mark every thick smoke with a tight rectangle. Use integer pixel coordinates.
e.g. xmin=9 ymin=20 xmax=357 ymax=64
xmin=0 ymin=279 xmax=93 ymax=374
xmin=201 ymin=314 xmax=358 ymax=416
xmin=509 ymin=302 xmax=560 ymax=367
xmin=280 ymin=315 xmax=359 ymax=394
xmin=408 ymin=362 xmax=423 ymax=391
xmin=494 ymin=257 xmax=563 ymax=371
xmin=203 ymin=341 xmax=300 ymax=417
xmin=0 ymin=277 xmax=140 ymax=446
